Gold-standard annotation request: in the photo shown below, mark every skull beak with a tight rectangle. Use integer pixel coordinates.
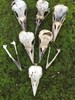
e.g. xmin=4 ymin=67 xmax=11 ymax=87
xmin=52 ymin=21 xmax=62 ymax=41
xmin=39 ymin=47 xmax=46 ymax=63
xmin=31 ymin=80 xmax=39 ymax=96
xmin=26 ymin=48 xmax=34 ymax=64
xmin=28 ymin=65 xmax=43 ymax=96
xmin=19 ymin=17 xmax=27 ymax=31
xmin=52 ymin=4 xmax=68 ymax=41
xmin=19 ymin=31 xmax=35 ymax=64
xmin=11 ymin=0 xmax=27 ymax=31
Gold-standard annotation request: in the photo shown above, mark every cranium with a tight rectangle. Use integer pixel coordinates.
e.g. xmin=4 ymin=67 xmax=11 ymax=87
xmin=11 ymin=0 xmax=27 ymax=31
xmin=35 ymin=0 xmax=50 ymax=35
xmin=28 ymin=65 xmax=43 ymax=96
xmin=39 ymin=29 xmax=53 ymax=62
xmin=19 ymin=31 xmax=35 ymax=63
xmin=52 ymin=4 xmax=68 ymax=41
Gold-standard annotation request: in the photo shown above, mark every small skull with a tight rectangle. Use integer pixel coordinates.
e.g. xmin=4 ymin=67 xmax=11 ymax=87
xmin=19 ymin=31 xmax=35 ymax=63
xmin=11 ymin=0 xmax=27 ymax=31
xmin=28 ymin=65 xmax=43 ymax=96
xmin=52 ymin=4 xmax=68 ymax=41
xmin=36 ymin=0 xmax=50 ymax=23
xmin=39 ymin=29 xmax=53 ymax=62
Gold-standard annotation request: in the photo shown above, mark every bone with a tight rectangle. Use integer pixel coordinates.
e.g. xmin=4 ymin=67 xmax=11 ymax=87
xmin=35 ymin=0 xmax=50 ymax=35
xmin=3 ymin=45 xmax=22 ymax=70
xmin=39 ymin=29 xmax=53 ymax=63
xmin=11 ymin=41 xmax=21 ymax=68
xmin=52 ymin=4 xmax=68 ymax=41
xmin=46 ymin=49 xmax=61 ymax=69
xmin=28 ymin=65 xmax=42 ymax=96
xmin=46 ymin=47 xmax=51 ymax=67
xmin=19 ymin=31 xmax=35 ymax=64
xmin=11 ymin=0 xmax=27 ymax=31
xmin=11 ymin=41 xmax=18 ymax=54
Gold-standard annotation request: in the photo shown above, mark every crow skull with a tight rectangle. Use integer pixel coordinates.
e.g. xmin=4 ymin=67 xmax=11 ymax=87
xmin=28 ymin=65 xmax=43 ymax=96
xmin=52 ymin=4 xmax=68 ymax=41
xmin=19 ymin=31 xmax=35 ymax=63
xmin=12 ymin=0 xmax=27 ymax=31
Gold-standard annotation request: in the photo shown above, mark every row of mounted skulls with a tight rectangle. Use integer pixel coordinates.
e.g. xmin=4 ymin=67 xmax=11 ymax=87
xmin=3 ymin=0 xmax=68 ymax=96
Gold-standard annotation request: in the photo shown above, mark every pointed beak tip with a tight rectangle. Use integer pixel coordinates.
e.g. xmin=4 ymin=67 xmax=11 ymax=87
xmin=20 ymin=68 xmax=22 ymax=71
xmin=33 ymin=92 xmax=36 ymax=96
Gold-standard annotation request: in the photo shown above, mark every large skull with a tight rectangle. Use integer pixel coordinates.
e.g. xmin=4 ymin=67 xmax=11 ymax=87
xmin=52 ymin=4 xmax=68 ymax=41
xmin=19 ymin=31 xmax=35 ymax=63
xmin=11 ymin=0 xmax=27 ymax=31
xmin=39 ymin=29 xmax=53 ymax=62
xmin=28 ymin=65 xmax=43 ymax=96
xmin=36 ymin=0 xmax=50 ymax=24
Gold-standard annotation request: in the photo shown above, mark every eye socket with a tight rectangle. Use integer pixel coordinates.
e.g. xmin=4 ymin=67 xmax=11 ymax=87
xmin=14 ymin=11 xmax=18 ymax=17
xmin=12 ymin=2 xmax=15 ymax=6
xmin=13 ymin=2 xmax=15 ymax=5
xmin=53 ymin=14 xmax=55 ymax=21
xmin=24 ymin=10 xmax=27 ymax=15
xmin=39 ymin=19 xmax=42 ymax=23
xmin=44 ymin=11 xmax=48 ymax=17
xmin=32 ymin=39 xmax=35 ymax=45
xmin=54 ymin=24 xmax=56 ymax=29
xmin=40 ymin=48 xmax=42 ymax=52
xmin=31 ymin=49 xmax=33 ymax=53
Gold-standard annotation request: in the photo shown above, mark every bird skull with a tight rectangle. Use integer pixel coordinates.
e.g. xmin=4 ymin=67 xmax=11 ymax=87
xmin=52 ymin=4 xmax=68 ymax=41
xmin=28 ymin=65 xmax=43 ymax=96
xmin=11 ymin=0 xmax=27 ymax=31
xmin=19 ymin=31 xmax=35 ymax=63
xmin=39 ymin=29 xmax=53 ymax=62
xmin=36 ymin=0 xmax=50 ymax=24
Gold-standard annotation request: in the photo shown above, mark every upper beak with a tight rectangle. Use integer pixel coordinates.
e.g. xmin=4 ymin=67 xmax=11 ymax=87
xmin=21 ymin=20 xmax=27 ymax=31
xmin=19 ymin=17 xmax=27 ymax=31
xmin=39 ymin=46 xmax=46 ymax=63
xmin=31 ymin=80 xmax=39 ymax=96
xmin=52 ymin=21 xmax=62 ymax=41
xmin=26 ymin=48 xmax=34 ymax=64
